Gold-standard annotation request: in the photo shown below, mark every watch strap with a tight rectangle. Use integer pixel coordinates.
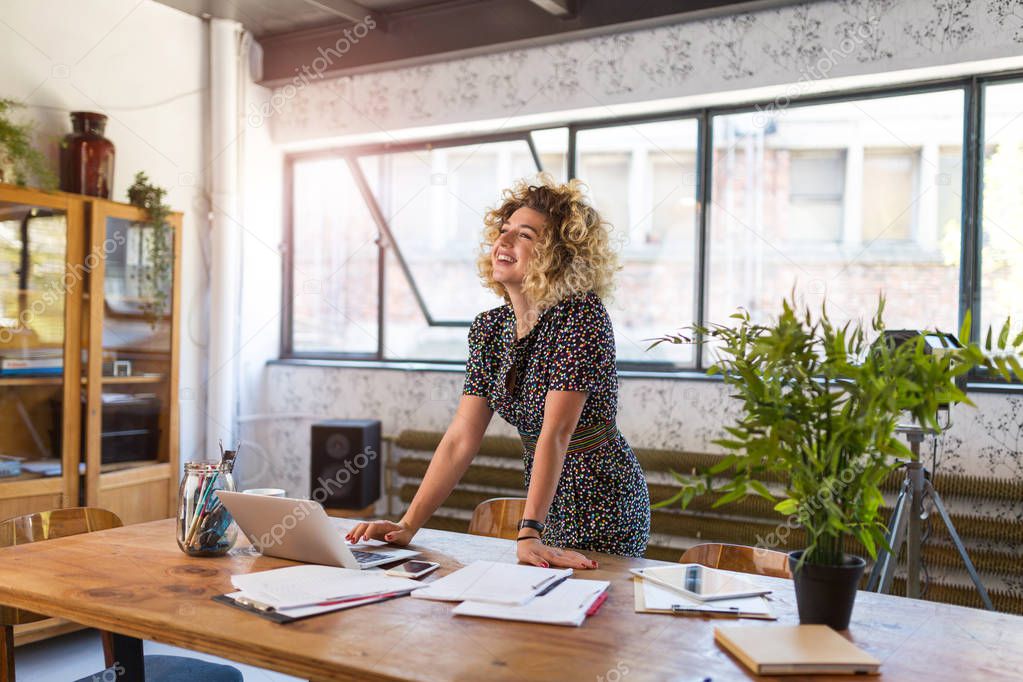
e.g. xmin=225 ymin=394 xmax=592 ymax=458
xmin=517 ymin=518 xmax=545 ymax=533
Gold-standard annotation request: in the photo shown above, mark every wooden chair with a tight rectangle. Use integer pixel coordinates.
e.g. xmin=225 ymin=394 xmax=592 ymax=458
xmin=0 ymin=507 xmax=242 ymax=682
xmin=467 ymin=497 xmax=527 ymax=540
xmin=679 ymin=543 xmax=793 ymax=579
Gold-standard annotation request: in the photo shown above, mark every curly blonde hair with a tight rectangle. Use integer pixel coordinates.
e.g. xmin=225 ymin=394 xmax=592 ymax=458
xmin=477 ymin=174 xmax=619 ymax=313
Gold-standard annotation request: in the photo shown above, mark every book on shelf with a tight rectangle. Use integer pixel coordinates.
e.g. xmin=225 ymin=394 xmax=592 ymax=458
xmin=0 ymin=366 xmax=63 ymax=376
xmin=0 ymin=350 xmax=64 ymax=376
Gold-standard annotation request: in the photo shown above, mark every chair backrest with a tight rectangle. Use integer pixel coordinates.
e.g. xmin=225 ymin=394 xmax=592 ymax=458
xmin=0 ymin=507 xmax=123 ymax=627
xmin=0 ymin=507 xmax=123 ymax=548
xmin=467 ymin=497 xmax=526 ymax=540
xmin=679 ymin=543 xmax=793 ymax=579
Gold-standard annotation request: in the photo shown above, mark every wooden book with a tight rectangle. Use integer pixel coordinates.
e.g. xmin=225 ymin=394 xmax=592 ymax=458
xmin=714 ymin=624 xmax=881 ymax=676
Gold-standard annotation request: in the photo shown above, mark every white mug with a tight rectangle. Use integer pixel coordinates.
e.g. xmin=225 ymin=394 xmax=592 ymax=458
xmin=242 ymin=487 xmax=287 ymax=497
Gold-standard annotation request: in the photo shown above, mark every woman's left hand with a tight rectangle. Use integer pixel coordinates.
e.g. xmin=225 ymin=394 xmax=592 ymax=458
xmin=516 ymin=537 xmax=598 ymax=570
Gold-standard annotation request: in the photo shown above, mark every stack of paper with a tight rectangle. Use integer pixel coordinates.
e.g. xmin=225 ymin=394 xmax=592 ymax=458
xmin=411 ymin=560 xmax=573 ymax=605
xmin=453 ymin=578 xmax=609 ymax=627
xmin=412 ymin=560 xmax=609 ymax=627
xmin=226 ymin=564 xmax=425 ymax=619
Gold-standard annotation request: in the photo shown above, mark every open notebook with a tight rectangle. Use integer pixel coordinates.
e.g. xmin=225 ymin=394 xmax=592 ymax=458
xmin=453 ymin=579 xmax=609 ymax=627
xmin=715 ymin=624 xmax=881 ymax=675
xmin=411 ymin=560 xmax=573 ymax=605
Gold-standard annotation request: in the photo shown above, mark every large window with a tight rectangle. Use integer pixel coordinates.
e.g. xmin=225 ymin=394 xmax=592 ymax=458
xmin=576 ymin=119 xmax=699 ymax=365
xmin=980 ymin=81 xmax=1023 ymax=339
xmin=708 ymin=90 xmax=963 ymax=335
xmin=290 ymin=158 xmax=379 ymax=355
xmin=284 ymin=74 xmax=1021 ymax=382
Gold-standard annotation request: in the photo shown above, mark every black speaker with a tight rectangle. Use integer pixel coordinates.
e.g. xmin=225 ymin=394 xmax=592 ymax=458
xmin=310 ymin=419 xmax=381 ymax=509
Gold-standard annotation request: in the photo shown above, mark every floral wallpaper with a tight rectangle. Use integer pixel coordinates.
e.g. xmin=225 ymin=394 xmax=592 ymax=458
xmin=270 ymin=0 xmax=1023 ymax=143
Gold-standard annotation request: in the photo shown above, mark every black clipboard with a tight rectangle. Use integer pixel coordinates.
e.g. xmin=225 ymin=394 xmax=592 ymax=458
xmin=212 ymin=591 xmax=410 ymax=624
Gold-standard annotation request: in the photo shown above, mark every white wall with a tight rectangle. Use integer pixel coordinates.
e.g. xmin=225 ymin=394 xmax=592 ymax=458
xmin=233 ymin=41 xmax=284 ymax=489
xmin=0 ymin=0 xmax=209 ymax=464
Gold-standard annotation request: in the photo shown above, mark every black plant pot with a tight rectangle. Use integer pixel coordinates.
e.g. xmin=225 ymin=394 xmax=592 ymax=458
xmin=788 ymin=550 xmax=866 ymax=630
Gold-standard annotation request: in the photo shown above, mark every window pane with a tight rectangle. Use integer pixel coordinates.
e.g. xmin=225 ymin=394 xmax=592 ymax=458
xmin=532 ymin=127 xmax=569 ymax=182
xmin=382 ymin=249 xmax=468 ymax=361
xmin=708 ymin=89 xmax=963 ymax=333
xmin=576 ymin=119 xmax=699 ymax=365
xmin=980 ymin=81 xmax=1023 ymax=338
xmin=788 ymin=150 xmax=844 ymax=241
xmin=862 ymin=149 xmax=918 ymax=241
xmin=359 ymin=140 xmax=534 ymax=323
xmin=291 ymin=158 xmax=379 ymax=354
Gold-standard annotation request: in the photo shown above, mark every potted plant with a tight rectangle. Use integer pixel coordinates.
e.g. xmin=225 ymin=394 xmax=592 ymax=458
xmin=0 ymin=98 xmax=56 ymax=188
xmin=650 ymin=296 xmax=1023 ymax=630
xmin=126 ymin=172 xmax=173 ymax=326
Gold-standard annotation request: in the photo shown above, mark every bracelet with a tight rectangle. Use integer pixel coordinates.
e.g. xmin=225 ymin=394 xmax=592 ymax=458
xmin=516 ymin=535 xmax=540 ymax=542
xmin=517 ymin=519 xmax=545 ymax=533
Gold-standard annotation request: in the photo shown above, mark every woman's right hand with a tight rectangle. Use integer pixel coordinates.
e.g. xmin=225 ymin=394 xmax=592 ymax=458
xmin=346 ymin=519 xmax=416 ymax=546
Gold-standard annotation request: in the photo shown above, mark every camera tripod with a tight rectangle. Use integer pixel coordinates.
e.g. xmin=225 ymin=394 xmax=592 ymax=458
xmin=866 ymin=425 xmax=994 ymax=611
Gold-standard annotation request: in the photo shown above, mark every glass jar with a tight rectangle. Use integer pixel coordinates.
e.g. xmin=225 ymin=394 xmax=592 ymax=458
xmin=176 ymin=461 xmax=237 ymax=556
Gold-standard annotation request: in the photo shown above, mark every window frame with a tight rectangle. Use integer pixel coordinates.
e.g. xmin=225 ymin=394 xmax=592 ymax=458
xmin=281 ymin=68 xmax=1023 ymax=387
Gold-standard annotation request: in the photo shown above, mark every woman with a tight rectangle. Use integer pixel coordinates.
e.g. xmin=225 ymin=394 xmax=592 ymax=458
xmin=348 ymin=176 xmax=650 ymax=568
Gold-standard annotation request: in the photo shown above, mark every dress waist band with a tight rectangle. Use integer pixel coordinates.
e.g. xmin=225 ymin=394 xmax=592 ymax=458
xmin=518 ymin=420 xmax=619 ymax=455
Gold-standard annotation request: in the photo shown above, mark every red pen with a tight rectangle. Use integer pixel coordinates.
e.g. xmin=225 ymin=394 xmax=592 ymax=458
xmin=586 ymin=591 xmax=609 ymax=616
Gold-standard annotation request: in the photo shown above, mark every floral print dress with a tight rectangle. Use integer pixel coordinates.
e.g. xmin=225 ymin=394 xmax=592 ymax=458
xmin=462 ymin=291 xmax=650 ymax=557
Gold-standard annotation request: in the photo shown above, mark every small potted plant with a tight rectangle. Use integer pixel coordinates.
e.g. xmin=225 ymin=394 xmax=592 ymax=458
xmin=0 ymin=98 xmax=56 ymax=188
xmin=650 ymin=296 xmax=1022 ymax=630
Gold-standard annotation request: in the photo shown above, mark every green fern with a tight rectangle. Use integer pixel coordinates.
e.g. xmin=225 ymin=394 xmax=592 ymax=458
xmin=0 ymin=99 xmax=56 ymax=189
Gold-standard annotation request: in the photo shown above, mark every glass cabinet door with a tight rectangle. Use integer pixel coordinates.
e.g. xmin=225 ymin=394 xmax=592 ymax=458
xmin=83 ymin=200 xmax=179 ymax=510
xmin=0 ymin=188 xmax=82 ymax=513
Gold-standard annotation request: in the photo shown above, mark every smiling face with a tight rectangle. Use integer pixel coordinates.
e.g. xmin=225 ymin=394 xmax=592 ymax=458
xmin=491 ymin=206 xmax=546 ymax=289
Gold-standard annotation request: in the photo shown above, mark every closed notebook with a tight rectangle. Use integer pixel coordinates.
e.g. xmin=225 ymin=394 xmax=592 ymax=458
xmin=715 ymin=624 xmax=881 ymax=676
xmin=411 ymin=560 xmax=573 ymax=605
xmin=453 ymin=579 xmax=609 ymax=627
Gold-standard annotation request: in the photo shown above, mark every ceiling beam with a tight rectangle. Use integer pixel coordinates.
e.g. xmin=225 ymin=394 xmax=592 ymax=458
xmin=300 ymin=0 xmax=386 ymax=31
xmin=258 ymin=0 xmax=805 ymax=86
xmin=528 ymin=0 xmax=577 ymax=19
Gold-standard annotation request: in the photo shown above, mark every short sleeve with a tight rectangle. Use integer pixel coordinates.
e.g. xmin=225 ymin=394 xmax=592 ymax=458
xmin=547 ymin=295 xmax=614 ymax=394
xmin=462 ymin=312 xmax=493 ymax=398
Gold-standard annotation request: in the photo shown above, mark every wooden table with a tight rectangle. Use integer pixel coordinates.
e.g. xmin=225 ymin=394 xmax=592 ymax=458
xmin=0 ymin=520 xmax=1021 ymax=681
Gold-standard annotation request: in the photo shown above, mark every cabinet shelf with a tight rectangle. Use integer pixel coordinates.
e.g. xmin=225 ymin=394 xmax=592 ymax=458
xmin=97 ymin=375 xmax=166 ymax=385
xmin=0 ymin=374 xmax=166 ymax=387
xmin=0 ymin=376 xmax=63 ymax=387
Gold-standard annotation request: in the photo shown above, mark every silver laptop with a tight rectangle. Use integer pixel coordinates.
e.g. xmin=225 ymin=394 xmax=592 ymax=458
xmin=216 ymin=491 xmax=418 ymax=569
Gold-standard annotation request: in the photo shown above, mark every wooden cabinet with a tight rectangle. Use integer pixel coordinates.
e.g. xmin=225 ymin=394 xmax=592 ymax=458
xmin=0 ymin=184 xmax=182 ymax=526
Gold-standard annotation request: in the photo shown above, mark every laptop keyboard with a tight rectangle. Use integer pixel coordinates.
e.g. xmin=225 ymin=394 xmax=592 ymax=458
xmin=352 ymin=549 xmax=390 ymax=564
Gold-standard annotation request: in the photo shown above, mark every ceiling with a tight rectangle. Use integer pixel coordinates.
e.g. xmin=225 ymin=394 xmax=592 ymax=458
xmin=155 ymin=0 xmax=806 ymax=85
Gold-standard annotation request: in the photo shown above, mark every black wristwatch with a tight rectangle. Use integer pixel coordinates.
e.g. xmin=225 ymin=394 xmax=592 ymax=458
xmin=517 ymin=519 xmax=545 ymax=534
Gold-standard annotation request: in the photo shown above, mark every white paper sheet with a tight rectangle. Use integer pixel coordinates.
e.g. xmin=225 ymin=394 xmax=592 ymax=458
xmin=231 ymin=564 xmax=423 ymax=609
xmin=410 ymin=560 xmax=573 ymax=605
xmin=453 ymin=579 xmax=609 ymax=627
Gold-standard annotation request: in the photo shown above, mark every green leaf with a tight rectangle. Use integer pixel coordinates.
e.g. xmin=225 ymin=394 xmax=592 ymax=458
xmin=959 ymin=310 xmax=972 ymax=347
xmin=998 ymin=318 xmax=1011 ymax=350
xmin=773 ymin=498 xmax=799 ymax=515
xmin=710 ymin=487 xmax=748 ymax=508
xmin=749 ymin=479 xmax=774 ymax=501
